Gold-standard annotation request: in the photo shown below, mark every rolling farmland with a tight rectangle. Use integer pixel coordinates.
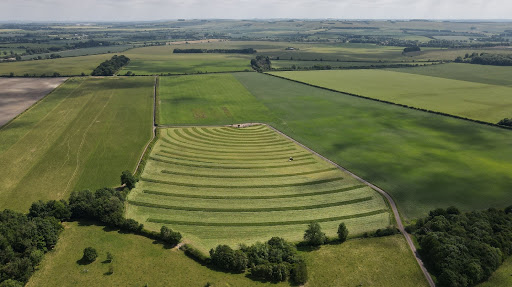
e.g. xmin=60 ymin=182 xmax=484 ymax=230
xmin=126 ymin=125 xmax=390 ymax=251
xmin=235 ymin=72 xmax=512 ymax=219
xmin=0 ymin=54 xmax=115 ymax=76
xmin=271 ymin=69 xmax=512 ymax=123
xmin=158 ymin=73 xmax=276 ymax=125
xmin=0 ymin=77 xmax=153 ymax=211
xmin=120 ymin=45 xmax=252 ymax=75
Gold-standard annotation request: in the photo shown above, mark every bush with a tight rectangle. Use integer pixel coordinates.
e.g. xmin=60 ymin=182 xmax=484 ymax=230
xmin=251 ymin=263 xmax=291 ymax=282
xmin=160 ymin=226 xmax=182 ymax=246
xmin=122 ymin=218 xmax=143 ymax=232
xmin=337 ymin=222 xmax=349 ymax=242
xmin=291 ymin=261 xmax=308 ymax=285
xmin=498 ymin=118 xmax=512 ymax=127
xmin=82 ymin=247 xmax=98 ymax=263
xmin=209 ymin=245 xmax=248 ymax=273
xmin=182 ymin=244 xmax=209 ymax=264
xmin=303 ymin=222 xmax=326 ymax=246
xmin=374 ymin=227 xmax=399 ymax=237
xmin=121 ymin=170 xmax=137 ymax=190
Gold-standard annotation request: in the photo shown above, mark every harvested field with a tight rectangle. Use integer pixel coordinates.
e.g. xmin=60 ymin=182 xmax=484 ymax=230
xmin=126 ymin=125 xmax=391 ymax=251
xmin=0 ymin=77 xmax=66 ymax=127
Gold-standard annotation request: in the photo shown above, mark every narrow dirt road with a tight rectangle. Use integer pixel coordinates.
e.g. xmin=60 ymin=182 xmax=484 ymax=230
xmin=264 ymin=123 xmax=436 ymax=287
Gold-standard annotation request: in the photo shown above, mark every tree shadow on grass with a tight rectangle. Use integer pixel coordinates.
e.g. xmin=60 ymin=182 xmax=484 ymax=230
xmin=76 ymin=257 xmax=93 ymax=266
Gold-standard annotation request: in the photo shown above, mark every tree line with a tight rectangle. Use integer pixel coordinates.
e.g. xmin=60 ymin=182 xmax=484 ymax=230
xmin=455 ymin=52 xmax=512 ymax=66
xmin=173 ymin=48 xmax=256 ymax=54
xmin=407 ymin=206 xmax=512 ymax=287
xmin=91 ymin=55 xmax=130 ymax=76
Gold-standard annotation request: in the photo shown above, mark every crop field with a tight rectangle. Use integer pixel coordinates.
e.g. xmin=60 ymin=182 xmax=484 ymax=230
xmin=119 ymin=45 xmax=252 ymax=75
xmin=0 ymin=77 xmax=67 ymax=126
xmin=20 ymin=44 xmax=133 ymax=60
xmin=389 ymin=63 xmax=512 ymax=86
xmin=271 ymin=69 xmax=512 ymax=123
xmin=158 ymin=73 xmax=275 ymax=125
xmin=234 ymin=72 xmax=512 ymax=220
xmin=126 ymin=125 xmax=390 ymax=251
xmin=0 ymin=54 xmax=115 ymax=76
xmin=0 ymin=77 xmax=153 ymax=211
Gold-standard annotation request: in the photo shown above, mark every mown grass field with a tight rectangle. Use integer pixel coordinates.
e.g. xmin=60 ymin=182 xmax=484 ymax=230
xmin=234 ymin=72 xmax=512 ymax=220
xmin=271 ymin=69 xmax=512 ymax=123
xmin=119 ymin=45 xmax=252 ymax=75
xmin=0 ymin=77 xmax=153 ymax=211
xmin=0 ymin=54 xmax=114 ymax=76
xmin=389 ymin=63 xmax=512 ymax=86
xmin=126 ymin=125 xmax=390 ymax=251
xmin=304 ymin=235 xmax=428 ymax=286
xmin=158 ymin=73 xmax=275 ymax=125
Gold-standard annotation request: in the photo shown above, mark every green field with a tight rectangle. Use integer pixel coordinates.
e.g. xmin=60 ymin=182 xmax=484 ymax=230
xmin=27 ymin=221 xmax=286 ymax=287
xmin=158 ymin=73 xmax=275 ymax=125
xmin=234 ymin=72 xmax=512 ymax=220
xmin=126 ymin=125 xmax=390 ymax=251
xmin=305 ymin=235 xmax=428 ymax=286
xmin=0 ymin=54 xmax=114 ymax=76
xmin=119 ymin=46 xmax=252 ymax=75
xmin=0 ymin=77 xmax=153 ymax=211
xmin=28 ymin=222 xmax=426 ymax=287
xmin=389 ymin=63 xmax=512 ymax=86
xmin=271 ymin=69 xmax=512 ymax=123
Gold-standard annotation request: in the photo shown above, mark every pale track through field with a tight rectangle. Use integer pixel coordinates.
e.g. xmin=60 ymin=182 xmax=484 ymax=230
xmin=133 ymin=84 xmax=435 ymax=286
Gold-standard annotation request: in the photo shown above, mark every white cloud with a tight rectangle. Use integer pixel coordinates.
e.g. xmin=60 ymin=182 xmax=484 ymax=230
xmin=1 ymin=0 xmax=511 ymax=21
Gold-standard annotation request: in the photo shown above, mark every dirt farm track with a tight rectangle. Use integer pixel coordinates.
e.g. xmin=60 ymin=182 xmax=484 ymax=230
xmin=0 ymin=77 xmax=67 ymax=127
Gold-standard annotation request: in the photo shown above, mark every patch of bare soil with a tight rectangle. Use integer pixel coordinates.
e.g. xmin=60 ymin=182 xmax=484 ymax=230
xmin=0 ymin=77 xmax=67 ymax=127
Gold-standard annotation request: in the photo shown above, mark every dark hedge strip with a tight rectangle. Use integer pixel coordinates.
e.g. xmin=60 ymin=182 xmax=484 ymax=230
xmin=266 ymin=73 xmax=512 ymax=131
xmin=160 ymin=167 xmax=336 ymax=178
xmin=128 ymin=196 xmax=372 ymax=213
xmin=147 ymin=209 xmax=388 ymax=226
xmin=91 ymin=55 xmax=130 ymax=76
xmin=143 ymin=184 xmax=365 ymax=200
xmin=149 ymin=155 xmax=316 ymax=169
xmin=158 ymin=149 xmax=311 ymax=162
xmin=140 ymin=174 xmax=342 ymax=188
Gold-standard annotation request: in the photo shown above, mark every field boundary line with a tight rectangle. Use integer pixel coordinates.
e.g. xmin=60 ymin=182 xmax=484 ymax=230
xmin=264 ymin=72 xmax=512 ymax=132
xmin=133 ymin=76 xmax=158 ymax=175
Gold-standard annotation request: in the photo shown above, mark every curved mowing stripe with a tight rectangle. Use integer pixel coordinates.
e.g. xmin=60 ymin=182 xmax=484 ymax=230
xmin=201 ymin=128 xmax=279 ymax=140
xmin=155 ymin=152 xmax=313 ymax=165
xmin=160 ymin=138 xmax=298 ymax=154
xmin=183 ymin=129 xmax=289 ymax=147
xmin=158 ymin=149 xmax=312 ymax=162
xmin=160 ymin=167 xmax=337 ymax=178
xmin=193 ymin=128 xmax=283 ymax=144
xmin=141 ymin=175 xmax=343 ymax=188
xmin=219 ymin=127 xmax=274 ymax=135
xmin=172 ymin=129 xmax=295 ymax=150
xmin=129 ymin=196 xmax=372 ymax=212
xmin=150 ymin=156 xmax=317 ymax=170
xmin=142 ymin=184 xmax=366 ymax=199
xmin=211 ymin=128 xmax=277 ymax=138
xmin=147 ymin=209 xmax=388 ymax=226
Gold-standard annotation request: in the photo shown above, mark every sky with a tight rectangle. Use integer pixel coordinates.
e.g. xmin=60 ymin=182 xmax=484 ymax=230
xmin=1 ymin=0 xmax=510 ymax=22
